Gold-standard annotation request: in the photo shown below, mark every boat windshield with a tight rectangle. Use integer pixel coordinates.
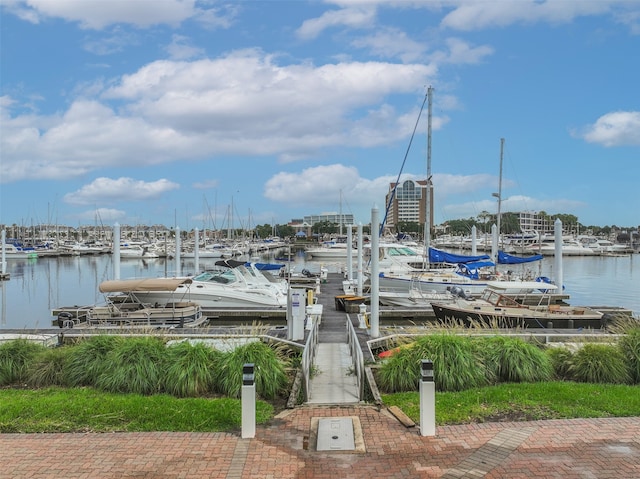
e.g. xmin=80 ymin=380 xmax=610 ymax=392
xmin=192 ymin=270 xmax=238 ymax=285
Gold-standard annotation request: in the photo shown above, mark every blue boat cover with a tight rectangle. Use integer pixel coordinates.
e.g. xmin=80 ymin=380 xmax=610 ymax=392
xmin=429 ymin=247 xmax=490 ymax=264
xmin=455 ymin=261 xmax=495 ymax=279
xmin=497 ymin=251 xmax=543 ymax=264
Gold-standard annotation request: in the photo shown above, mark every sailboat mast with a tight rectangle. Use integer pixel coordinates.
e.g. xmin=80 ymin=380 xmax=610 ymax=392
xmin=497 ymin=137 xmax=504 ymax=252
xmin=423 ymin=86 xmax=433 ymax=268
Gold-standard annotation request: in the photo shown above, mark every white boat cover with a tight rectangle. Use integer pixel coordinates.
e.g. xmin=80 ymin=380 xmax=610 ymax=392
xmin=99 ymin=278 xmax=193 ymax=293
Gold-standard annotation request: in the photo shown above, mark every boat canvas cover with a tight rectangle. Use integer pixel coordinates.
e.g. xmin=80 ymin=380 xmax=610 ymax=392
xmin=485 ymin=280 xmax=558 ymax=291
xmin=498 ymin=251 xmax=543 ymax=264
xmin=429 ymin=247 xmax=490 ymax=264
xmin=99 ymin=278 xmax=193 ymax=293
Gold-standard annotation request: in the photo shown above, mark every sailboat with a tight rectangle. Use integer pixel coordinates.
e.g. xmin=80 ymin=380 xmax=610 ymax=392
xmin=373 ymin=91 xmax=543 ymax=299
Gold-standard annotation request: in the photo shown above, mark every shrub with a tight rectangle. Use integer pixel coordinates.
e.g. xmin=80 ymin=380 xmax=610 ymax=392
xmin=545 ymin=346 xmax=574 ymax=380
xmin=618 ymin=328 xmax=640 ymax=384
xmin=0 ymin=339 xmax=46 ymax=385
xmin=216 ymin=340 xmax=289 ymax=399
xmin=95 ymin=337 xmax=168 ymax=395
xmin=377 ymin=333 xmax=488 ymax=393
xmin=27 ymin=346 xmax=73 ymax=388
xmin=65 ymin=335 xmax=123 ymax=387
xmin=479 ymin=336 xmax=553 ymax=383
xmin=164 ymin=341 xmax=223 ymax=397
xmin=569 ymin=343 xmax=631 ymax=384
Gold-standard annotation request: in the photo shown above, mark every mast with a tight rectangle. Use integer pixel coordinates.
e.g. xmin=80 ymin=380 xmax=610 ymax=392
xmin=493 ymin=137 xmax=505 ymax=263
xmin=423 ymin=86 xmax=433 ymax=268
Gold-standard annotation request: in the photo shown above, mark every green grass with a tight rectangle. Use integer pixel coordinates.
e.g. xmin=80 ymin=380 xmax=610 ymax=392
xmin=382 ymin=381 xmax=640 ymax=425
xmin=0 ymin=387 xmax=274 ymax=433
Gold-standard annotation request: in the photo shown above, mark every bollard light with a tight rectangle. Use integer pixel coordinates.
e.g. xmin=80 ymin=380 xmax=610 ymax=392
xmin=421 ymin=359 xmax=434 ymax=382
xmin=243 ymin=363 xmax=255 ymax=386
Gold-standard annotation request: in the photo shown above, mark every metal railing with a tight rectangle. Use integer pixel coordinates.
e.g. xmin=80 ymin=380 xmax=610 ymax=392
xmin=301 ymin=317 xmax=319 ymax=402
xmin=346 ymin=316 xmax=365 ymax=400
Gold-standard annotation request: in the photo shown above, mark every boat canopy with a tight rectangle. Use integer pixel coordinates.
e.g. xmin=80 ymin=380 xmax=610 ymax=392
xmin=429 ymin=247 xmax=490 ymax=264
xmin=497 ymin=251 xmax=543 ymax=264
xmin=99 ymin=278 xmax=193 ymax=293
xmin=456 ymin=261 xmax=495 ymax=279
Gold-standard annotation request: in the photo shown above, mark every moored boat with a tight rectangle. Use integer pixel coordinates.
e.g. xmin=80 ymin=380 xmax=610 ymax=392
xmin=430 ymin=281 xmax=606 ymax=329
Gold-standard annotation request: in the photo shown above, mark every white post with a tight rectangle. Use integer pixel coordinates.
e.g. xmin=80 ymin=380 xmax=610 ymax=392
xmin=554 ymin=219 xmax=563 ymax=291
xmin=175 ymin=227 xmax=181 ymax=277
xmin=113 ymin=223 xmax=121 ymax=280
xmin=241 ymin=363 xmax=256 ymax=439
xmin=194 ymin=228 xmax=200 ymax=274
xmin=346 ymin=224 xmax=353 ymax=281
xmin=471 ymin=225 xmax=477 ymax=256
xmin=1 ymin=229 xmax=6 ymax=275
xmin=287 ymin=287 xmax=305 ymax=341
xmin=357 ymin=223 xmax=364 ymax=296
xmin=491 ymin=224 xmax=498 ymax=267
xmin=370 ymin=205 xmax=380 ymax=339
xmin=419 ymin=359 xmax=436 ymax=436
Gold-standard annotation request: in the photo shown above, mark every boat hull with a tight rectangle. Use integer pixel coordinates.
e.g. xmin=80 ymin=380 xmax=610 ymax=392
xmin=430 ymin=302 xmax=606 ymax=329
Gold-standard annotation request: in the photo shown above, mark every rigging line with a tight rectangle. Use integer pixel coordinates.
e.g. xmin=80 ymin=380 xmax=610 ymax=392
xmin=379 ymin=89 xmax=430 ymax=237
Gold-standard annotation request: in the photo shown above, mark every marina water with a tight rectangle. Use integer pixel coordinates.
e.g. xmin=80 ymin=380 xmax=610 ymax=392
xmin=1 ymin=251 xmax=639 ymax=330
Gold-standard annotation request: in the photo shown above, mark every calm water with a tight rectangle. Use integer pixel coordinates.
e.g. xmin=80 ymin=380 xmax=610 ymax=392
xmin=1 ymin=251 xmax=639 ymax=329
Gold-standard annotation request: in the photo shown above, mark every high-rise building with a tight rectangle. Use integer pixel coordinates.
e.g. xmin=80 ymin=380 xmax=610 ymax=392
xmin=383 ymin=179 xmax=433 ymax=230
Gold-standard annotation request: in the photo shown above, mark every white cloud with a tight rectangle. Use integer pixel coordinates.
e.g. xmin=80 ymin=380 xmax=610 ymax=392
xmin=165 ymin=34 xmax=205 ymax=60
xmin=440 ymin=1 xmax=613 ymax=32
xmin=429 ymin=37 xmax=494 ymax=65
xmin=7 ymin=0 xmax=198 ymax=29
xmin=580 ymin=111 xmax=640 ymax=147
xmin=350 ymin=27 xmax=428 ymax=62
xmin=296 ymin=4 xmax=377 ymax=39
xmin=1 ymin=51 xmax=436 ymax=182
xmin=75 ymin=207 xmax=127 ymax=222
xmin=63 ymin=177 xmax=180 ymax=205
xmin=192 ymin=179 xmax=219 ymax=190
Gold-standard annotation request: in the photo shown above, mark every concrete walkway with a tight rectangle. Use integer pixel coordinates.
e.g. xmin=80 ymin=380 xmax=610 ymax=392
xmin=306 ymin=273 xmax=361 ymax=405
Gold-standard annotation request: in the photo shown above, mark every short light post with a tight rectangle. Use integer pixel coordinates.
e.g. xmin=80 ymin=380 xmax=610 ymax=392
xmin=419 ymin=359 xmax=436 ymax=437
xmin=241 ymin=363 xmax=256 ymax=439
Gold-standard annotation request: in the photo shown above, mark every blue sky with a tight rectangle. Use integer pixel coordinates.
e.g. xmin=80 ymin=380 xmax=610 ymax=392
xmin=1 ymin=0 xmax=639 ymax=231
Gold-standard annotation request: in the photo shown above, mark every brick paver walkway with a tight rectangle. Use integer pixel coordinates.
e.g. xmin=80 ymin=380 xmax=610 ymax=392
xmin=2 ymin=406 xmax=639 ymax=478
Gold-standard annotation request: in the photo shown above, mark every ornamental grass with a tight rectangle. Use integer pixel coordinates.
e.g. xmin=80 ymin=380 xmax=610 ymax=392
xmin=65 ymin=335 xmax=123 ymax=387
xmin=0 ymin=338 xmax=46 ymax=385
xmin=216 ymin=340 xmax=289 ymax=399
xmin=95 ymin=336 xmax=167 ymax=395
xmin=568 ymin=343 xmax=632 ymax=384
xmin=163 ymin=340 xmax=223 ymax=397
xmin=27 ymin=346 xmax=73 ymax=388
xmin=477 ymin=336 xmax=553 ymax=383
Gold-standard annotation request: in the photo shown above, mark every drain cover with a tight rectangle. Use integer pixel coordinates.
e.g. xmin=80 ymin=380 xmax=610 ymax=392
xmin=316 ymin=418 xmax=355 ymax=451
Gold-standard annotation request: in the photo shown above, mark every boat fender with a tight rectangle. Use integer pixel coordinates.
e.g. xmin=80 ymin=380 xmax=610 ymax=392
xmin=57 ymin=312 xmax=74 ymax=328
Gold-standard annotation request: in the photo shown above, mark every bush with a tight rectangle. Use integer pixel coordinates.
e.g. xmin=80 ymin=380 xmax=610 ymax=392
xmin=0 ymin=339 xmax=46 ymax=385
xmin=27 ymin=346 xmax=73 ymax=388
xmin=478 ymin=336 xmax=553 ymax=383
xmin=164 ymin=341 xmax=223 ymax=397
xmin=619 ymin=328 xmax=640 ymax=384
xmin=545 ymin=346 xmax=574 ymax=380
xmin=377 ymin=334 xmax=488 ymax=393
xmin=65 ymin=335 xmax=123 ymax=387
xmin=216 ymin=340 xmax=289 ymax=399
xmin=95 ymin=337 xmax=167 ymax=395
xmin=569 ymin=343 xmax=631 ymax=384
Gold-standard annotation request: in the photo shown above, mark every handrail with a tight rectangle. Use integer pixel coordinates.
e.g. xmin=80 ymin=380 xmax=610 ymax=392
xmin=301 ymin=317 xmax=319 ymax=402
xmin=346 ymin=315 xmax=364 ymax=400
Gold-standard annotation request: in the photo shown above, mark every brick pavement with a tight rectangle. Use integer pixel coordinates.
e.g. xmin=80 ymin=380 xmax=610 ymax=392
xmin=2 ymin=406 xmax=639 ymax=478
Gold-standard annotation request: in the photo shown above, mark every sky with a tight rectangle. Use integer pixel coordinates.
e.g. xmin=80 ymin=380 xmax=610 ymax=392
xmin=1 ymin=0 xmax=639 ymax=233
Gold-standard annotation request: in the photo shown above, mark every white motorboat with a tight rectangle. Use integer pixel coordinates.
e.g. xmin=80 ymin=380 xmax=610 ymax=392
xmin=305 ymin=239 xmax=358 ymax=260
xmin=2 ymin=243 xmax=38 ymax=260
xmin=130 ymin=259 xmax=288 ymax=309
